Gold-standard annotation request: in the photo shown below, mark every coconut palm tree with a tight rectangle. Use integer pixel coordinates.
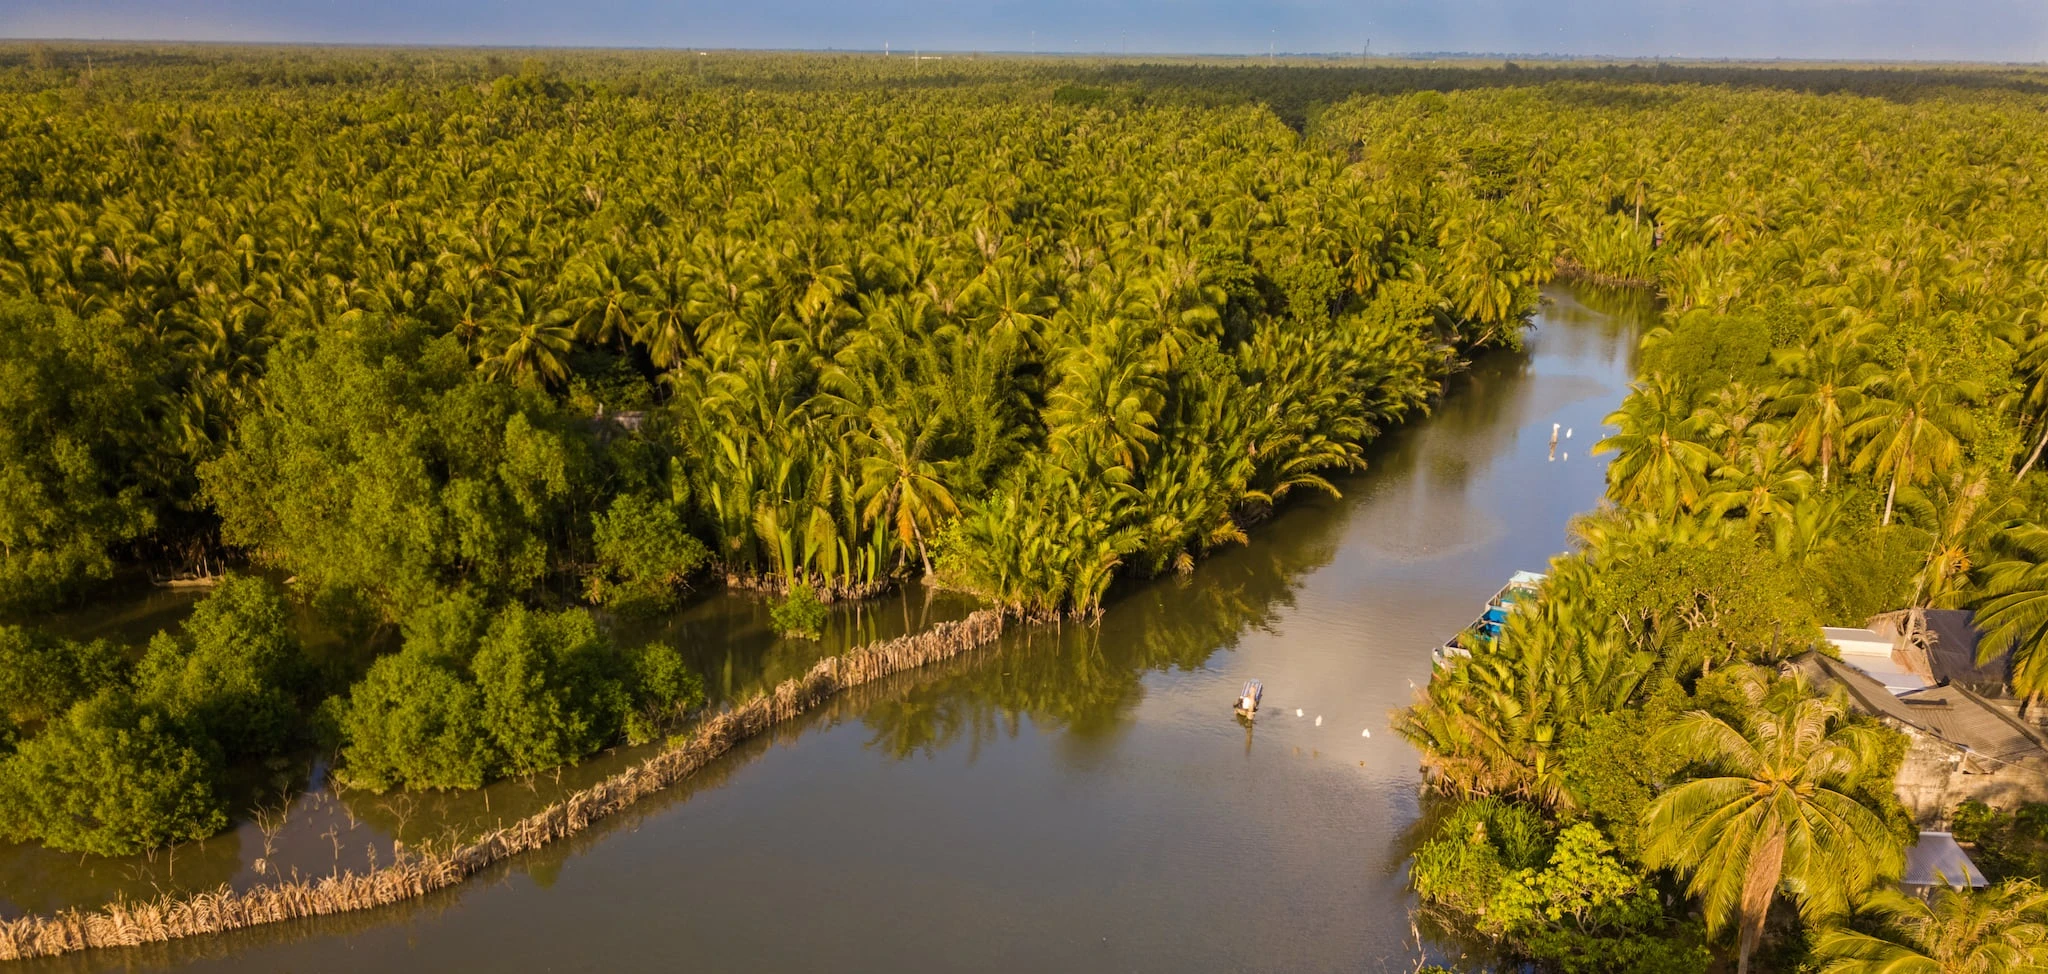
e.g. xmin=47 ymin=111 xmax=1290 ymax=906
xmin=1703 ymin=429 xmax=1813 ymax=531
xmin=2010 ymin=317 xmax=2048 ymax=482
xmin=1968 ymin=520 xmax=2048 ymax=699
xmin=853 ymin=419 xmax=959 ymax=577
xmin=1814 ymin=881 xmax=2048 ymax=974
xmin=1850 ymin=351 xmax=1975 ymax=526
xmin=1644 ymin=667 xmax=1905 ymax=974
xmin=1907 ymin=468 xmax=1999 ymax=608
xmin=1594 ymin=375 xmax=1721 ymax=515
xmin=480 ymin=279 xmax=576 ymax=389
xmin=1775 ymin=321 xmax=1876 ymax=488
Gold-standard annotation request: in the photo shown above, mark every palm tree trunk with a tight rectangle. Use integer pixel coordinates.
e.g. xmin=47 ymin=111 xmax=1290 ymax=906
xmin=1883 ymin=439 xmax=1908 ymax=527
xmin=1737 ymin=828 xmax=1787 ymax=974
xmin=2017 ymin=419 xmax=2048 ymax=483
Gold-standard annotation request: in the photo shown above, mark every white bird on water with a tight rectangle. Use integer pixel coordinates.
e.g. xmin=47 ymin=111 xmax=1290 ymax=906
xmin=1295 ymin=708 xmax=1303 ymax=717
xmin=1362 ymin=729 xmax=1371 ymax=738
xmin=1565 ymin=428 xmax=1573 ymax=439
xmin=1315 ymin=715 xmax=1323 ymax=727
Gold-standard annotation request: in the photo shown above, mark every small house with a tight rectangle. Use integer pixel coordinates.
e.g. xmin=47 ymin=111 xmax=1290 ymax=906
xmin=1788 ymin=626 xmax=2048 ymax=824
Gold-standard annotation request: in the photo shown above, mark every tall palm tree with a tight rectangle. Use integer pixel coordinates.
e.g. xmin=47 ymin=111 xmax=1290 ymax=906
xmin=567 ymin=240 xmax=640 ymax=351
xmin=481 ymin=279 xmax=576 ymax=389
xmin=1043 ymin=318 xmax=1163 ymax=475
xmin=2012 ymin=328 xmax=2048 ymax=483
xmin=1815 ymin=881 xmax=2048 ymax=974
xmin=1704 ymin=429 xmax=1813 ymax=531
xmin=1908 ymin=469 xmax=1998 ymax=608
xmin=1593 ymin=375 xmax=1720 ymax=515
xmin=1850 ymin=351 xmax=1974 ymax=526
xmin=1644 ymin=667 xmax=1904 ymax=974
xmin=1694 ymin=381 xmax=1772 ymax=461
xmin=1775 ymin=321 xmax=1876 ymax=488
xmin=854 ymin=420 xmax=959 ymax=577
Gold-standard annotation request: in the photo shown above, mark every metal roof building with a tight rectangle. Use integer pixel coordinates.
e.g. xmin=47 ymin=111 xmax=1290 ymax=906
xmin=1902 ymin=831 xmax=1989 ymax=891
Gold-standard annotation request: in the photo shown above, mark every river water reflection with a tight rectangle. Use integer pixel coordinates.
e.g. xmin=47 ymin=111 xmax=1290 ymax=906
xmin=15 ymin=284 xmax=1646 ymax=973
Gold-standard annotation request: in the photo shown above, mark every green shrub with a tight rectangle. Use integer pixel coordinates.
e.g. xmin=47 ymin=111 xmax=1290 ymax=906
xmin=136 ymin=574 xmax=303 ymax=759
xmin=0 ymin=691 xmax=227 ymax=856
xmin=1411 ymin=803 xmax=1708 ymax=974
xmin=1555 ymin=707 xmax=1687 ymax=859
xmin=1803 ymin=522 xmax=1926 ymax=626
xmin=585 ymin=493 xmax=710 ymax=613
xmin=1947 ymin=799 xmax=2048 ymax=881
xmin=0 ymin=625 xmax=129 ymax=725
xmin=1488 ymin=823 xmax=1711 ymax=974
xmin=769 ymin=582 xmax=828 ymax=639
xmin=338 ymin=602 xmax=705 ymax=791
xmin=1640 ymin=309 xmax=1776 ymax=396
xmin=397 ymin=590 xmax=494 ymax=664
xmin=472 ymin=605 xmax=618 ymax=777
xmin=334 ymin=649 xmax=492 ymax=792
xmin=201 ymin=322 xmax=598 ymax=619
xmin=0 ymin=301 xmax=167 ymax=610
xmin=623 ymin=642 xmax=705 ymax=744
xmin=1050 ymin=85 xmax=1110 ymax=106
xmin=1410 ymin=798 xmax=1552 ymax=918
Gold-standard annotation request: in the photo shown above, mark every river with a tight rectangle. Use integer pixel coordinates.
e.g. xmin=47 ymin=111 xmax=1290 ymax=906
xmin=12 ymin=283 xmax=1647 ymax=973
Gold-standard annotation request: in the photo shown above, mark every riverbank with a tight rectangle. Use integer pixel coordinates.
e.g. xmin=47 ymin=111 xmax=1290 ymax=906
xmin=1552 ymin=257 xmax=1658 ymax=290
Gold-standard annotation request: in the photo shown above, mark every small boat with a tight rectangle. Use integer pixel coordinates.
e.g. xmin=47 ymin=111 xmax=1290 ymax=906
xmin=1235 ymin=679 xmax=1264 ymax=718
xmin=1433 ymin=571 xmax=1546 ymax=667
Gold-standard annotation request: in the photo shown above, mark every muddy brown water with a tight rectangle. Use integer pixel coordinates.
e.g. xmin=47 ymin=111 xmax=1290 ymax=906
xmin=6 ymin=284 xmax=1647 ymax=973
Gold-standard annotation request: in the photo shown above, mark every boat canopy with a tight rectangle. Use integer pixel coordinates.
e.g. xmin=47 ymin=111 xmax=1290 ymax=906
xmin=1434 ymin=570 xmax=1550 ymax=667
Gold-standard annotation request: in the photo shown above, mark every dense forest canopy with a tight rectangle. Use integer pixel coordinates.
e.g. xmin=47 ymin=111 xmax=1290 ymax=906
xmin=0 ymin=47 xmax=1570 ymax=621
xmin=8 ymin=45 xmax=2048 ymax=969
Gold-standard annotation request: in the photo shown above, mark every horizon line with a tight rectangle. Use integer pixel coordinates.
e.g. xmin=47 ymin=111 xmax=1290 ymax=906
xmin=2 ymin=37 xmax=2043 ymax=67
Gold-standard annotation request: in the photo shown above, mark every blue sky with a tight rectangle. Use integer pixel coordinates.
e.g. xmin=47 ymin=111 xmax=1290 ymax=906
xmin=4 ymin=0 xmax=2044 ymax=62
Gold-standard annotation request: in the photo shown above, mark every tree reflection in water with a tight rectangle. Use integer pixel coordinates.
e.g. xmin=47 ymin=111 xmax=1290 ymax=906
xmin=862 ymin=502 xmax=1347 ymax=761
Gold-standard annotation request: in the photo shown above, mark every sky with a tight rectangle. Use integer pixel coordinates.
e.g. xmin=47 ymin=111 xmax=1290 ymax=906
xmin=3 ymin=0 xmax=2045 ymax=63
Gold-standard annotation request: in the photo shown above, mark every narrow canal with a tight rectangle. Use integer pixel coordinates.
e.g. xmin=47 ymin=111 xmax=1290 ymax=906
xmin=18 ymin=284 xmax=1647 ymax=973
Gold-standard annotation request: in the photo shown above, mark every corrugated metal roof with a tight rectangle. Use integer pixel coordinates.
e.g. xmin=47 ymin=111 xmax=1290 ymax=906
xmin=1788 ymin=652 xmax=1921 ymax=723
xmin=1925 ymin=610 xmax=2002 ymax=687
xmin=1869 ymin=609 xmax=2006 ymax=691
xmin=1903 ymin=831 xmax=1988 ymax=889
xmin=1902 ymin=684 xmax=2048 ymax=763
xmin=1787 ymin=651 xmax=2048 ymax=764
